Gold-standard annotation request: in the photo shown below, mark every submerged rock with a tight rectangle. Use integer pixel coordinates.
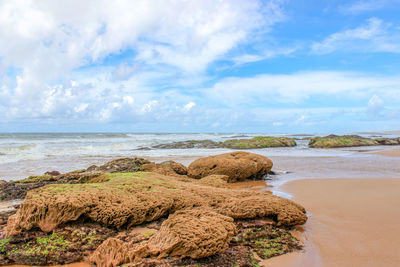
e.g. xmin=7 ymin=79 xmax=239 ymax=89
xmin=187 ymin=151 xmax=273 ymax=182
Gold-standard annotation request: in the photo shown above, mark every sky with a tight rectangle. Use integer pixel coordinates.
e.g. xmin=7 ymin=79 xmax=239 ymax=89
xmin=1 ymin=0 xmax=400 ymax=133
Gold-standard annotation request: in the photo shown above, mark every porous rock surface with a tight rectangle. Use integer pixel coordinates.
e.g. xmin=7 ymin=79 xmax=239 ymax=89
xmin=139 ymin=161 xmax=187 ymax=176
xmin=5 ymin=171 xmax=306 ymax=237
xmin=187 ymin=151 xmax=273 ymax=182
xmin=89 ymin=209 xmax=237 ymax=266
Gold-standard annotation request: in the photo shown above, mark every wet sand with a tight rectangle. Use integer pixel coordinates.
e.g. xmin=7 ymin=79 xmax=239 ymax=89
xmin=367 ymin=148 xmax=400 ymax=157
xmin=269 ymin=178 xmax=400 ymax=267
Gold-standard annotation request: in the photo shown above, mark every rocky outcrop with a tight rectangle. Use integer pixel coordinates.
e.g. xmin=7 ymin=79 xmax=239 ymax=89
xmin=308 ymin=135 xmax=379 ymax=148
xmin=187 ymin=151 xmax=273 ymax=182
xmin=0 ymin=158 xmax=155 ymax=201
xmin=1 ymin=153 xmax=309 ymax=266
xmin=5 ymin=170 xmax=306 ymax=237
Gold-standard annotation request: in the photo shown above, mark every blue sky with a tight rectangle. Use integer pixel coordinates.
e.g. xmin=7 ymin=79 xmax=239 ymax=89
xmin=1 ymin=0 xmax=400 ymax=133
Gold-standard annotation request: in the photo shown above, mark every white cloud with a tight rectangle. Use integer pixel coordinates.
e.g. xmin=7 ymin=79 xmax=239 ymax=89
xmin=203 ymin=71 xmax=400 ymax=106
xmin=183 ymin=101 xmax=196 ymax=112
xmin=312 ymin=18 xmax=400 ymax=54
xmin=231 ymin=47 xmax=297 ymax=65
xmin=0 ymin=0 xmax=284 ymax=121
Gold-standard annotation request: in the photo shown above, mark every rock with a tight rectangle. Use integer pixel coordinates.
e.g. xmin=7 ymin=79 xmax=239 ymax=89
xmin=187 ymin=151 xmax=273 ymax=182
xmin=308 ymin=135 xmax=379 ymax=148
xmin=5 ymin=171 xmax=306 ymax=237
xmin=152 ymin=140 xmax=220 ymax=149
xmin=375 ymin=138 xmax=400 ymax=145
xmin=88 ymin=238 xmax=130 ymax=267
xmin=140 ymin=161 xmax=187 ymax=176
xmin=143 ymin=209 xmax=236 ymax=258
xmin=96 ymin=158 xmax=151 ymax=173
xmin=221 ymin=136 xmax=296 ymax=149
xmin=196 ymin=175 xmax=229 ymax=187
xmin=89 ymin=209 xmax=237 ymax=266
xmin=45 ymin=171 xmax=61 ymax=176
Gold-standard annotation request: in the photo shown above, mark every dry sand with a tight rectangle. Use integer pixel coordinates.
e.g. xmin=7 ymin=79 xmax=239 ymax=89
xmin=267 ymin=178 xmax=400 ymax=267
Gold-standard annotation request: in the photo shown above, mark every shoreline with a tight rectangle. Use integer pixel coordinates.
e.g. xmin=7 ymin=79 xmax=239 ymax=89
xmin=270 ymin=178 xmax=400 ymax=267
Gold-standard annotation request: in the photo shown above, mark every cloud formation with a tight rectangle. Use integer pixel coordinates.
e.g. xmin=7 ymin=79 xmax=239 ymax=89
xmin=312 ymin=18 xmax=400 ymax=54
xmin=1 ymin=1 xmax=400 ymax=132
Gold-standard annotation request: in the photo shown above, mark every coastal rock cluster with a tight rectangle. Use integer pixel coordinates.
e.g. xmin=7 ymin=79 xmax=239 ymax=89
xmin=0 ymin=152 xmax=307 ymax=266
xmin=148 ymin=135 xmax=400 ymax=149
xmin=149 ymin=136 xmax=297 ymax=149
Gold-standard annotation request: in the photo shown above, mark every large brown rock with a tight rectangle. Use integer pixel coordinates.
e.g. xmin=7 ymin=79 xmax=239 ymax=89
xmin=187 ymin=152 xmax=273 ymax=182
xmin=89 ymin=209 xmax=237 ymax=267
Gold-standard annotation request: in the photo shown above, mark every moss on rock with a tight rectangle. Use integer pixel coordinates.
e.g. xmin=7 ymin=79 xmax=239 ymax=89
xmin=308 ymin=135 xmax=379 ymax=148
xmin=222 ymin=136 xmax=296 ymax=149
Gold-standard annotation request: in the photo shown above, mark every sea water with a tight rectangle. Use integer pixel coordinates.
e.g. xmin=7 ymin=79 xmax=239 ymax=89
xmin=0 ymin=132 xmax=399 ymax=182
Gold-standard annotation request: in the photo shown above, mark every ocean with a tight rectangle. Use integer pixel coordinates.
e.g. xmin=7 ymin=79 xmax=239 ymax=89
xmin=1 ymin=132 xmax=400 ymax=185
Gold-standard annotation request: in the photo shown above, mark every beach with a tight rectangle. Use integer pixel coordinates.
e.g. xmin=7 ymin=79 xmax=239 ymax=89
xmin=268 ymin=178 xmax=400 ymax=267
xmin=1 ymin=133 xmax=400 ymax=266
xmin=265 ymin=149 xmax=400 ymax=266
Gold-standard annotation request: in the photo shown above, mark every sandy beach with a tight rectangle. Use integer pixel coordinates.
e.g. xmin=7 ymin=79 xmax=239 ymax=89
xmin=267 ymin=178 xmax=400 ymax=267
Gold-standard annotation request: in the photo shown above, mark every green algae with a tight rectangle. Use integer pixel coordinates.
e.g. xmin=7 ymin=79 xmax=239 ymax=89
xmin=232 ymin=224 xmax=302 ymax=259
xmin=14 ymin=174 xmax=55 ymax=184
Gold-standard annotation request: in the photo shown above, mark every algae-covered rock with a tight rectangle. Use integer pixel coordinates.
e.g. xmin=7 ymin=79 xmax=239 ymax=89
xmin=94 ymin=158 xmax=151 ymax=173
xmin=151 ymin=136 xmax=296 ymax=149
xmin=152 ymin=140 xmax=220 ymax=149
xmin=6 ymin=171 xmax=306 ymax=237
xmin=222 ymin=136 xmax=296 ymax=149
xmin=187 ymin=151 xmax=273 ymax=182
xmin=0 ymin=157 xmax=153 ymax=201
xmin=308 ymin=135 xmax=379 ymax=148
xmin=231 ymin=223 xmax=302 ymax=259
